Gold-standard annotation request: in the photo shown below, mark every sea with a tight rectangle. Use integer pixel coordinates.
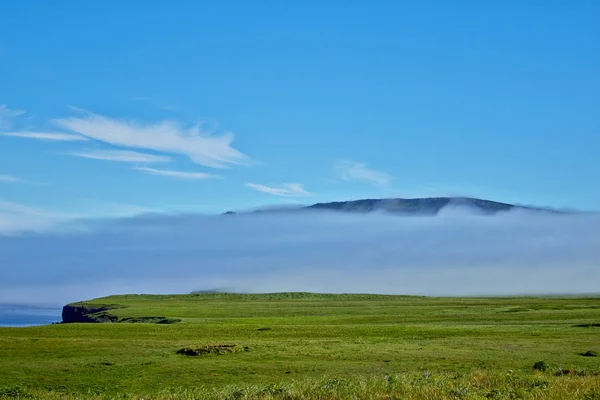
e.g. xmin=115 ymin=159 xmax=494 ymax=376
xmin=0 ymin=304 xmax=62 ymax=327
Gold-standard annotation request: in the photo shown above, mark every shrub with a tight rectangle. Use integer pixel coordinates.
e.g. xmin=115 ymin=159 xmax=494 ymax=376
xmin=176 ymin=344 xmax=246 ymax=356
xmin=533 ymin=361 xmax=550 ymax=372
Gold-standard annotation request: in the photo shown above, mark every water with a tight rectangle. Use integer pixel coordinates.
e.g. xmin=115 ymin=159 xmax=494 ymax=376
xmin=0 ymin=304 xmax=62 ymax=327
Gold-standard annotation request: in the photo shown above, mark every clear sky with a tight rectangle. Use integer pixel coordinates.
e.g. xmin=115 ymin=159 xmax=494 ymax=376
xmin=1 ymin=0 xmax=599 ymax=226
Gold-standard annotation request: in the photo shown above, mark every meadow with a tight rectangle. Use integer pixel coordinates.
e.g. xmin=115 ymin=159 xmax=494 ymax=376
xmin=0 ymin=293 xmax=599 ymax=399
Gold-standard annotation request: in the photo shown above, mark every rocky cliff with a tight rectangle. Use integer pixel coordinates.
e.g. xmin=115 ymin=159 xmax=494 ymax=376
xmin=61 ymin=304 xmax=121 ymax=323
xmin=61 ymin=303 xmax=180 ymax=324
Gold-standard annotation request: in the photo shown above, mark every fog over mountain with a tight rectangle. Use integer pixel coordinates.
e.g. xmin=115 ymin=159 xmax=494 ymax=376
xmin=0 ymin=198 xmax=597 ymax=306
xmin=227 ymin=197 xmax=564 ymax=215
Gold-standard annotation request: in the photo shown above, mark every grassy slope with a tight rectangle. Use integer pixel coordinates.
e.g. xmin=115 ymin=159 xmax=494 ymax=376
xmin=0 ymin=293 xmax=599 ymax=398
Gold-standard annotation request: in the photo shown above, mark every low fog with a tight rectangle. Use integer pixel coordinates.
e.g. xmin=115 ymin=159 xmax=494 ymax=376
xmin=1 ymin=209 xmax=599 ymax=306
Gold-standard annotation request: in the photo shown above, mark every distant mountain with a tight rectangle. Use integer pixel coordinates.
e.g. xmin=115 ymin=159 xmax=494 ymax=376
xmin=306 ymin=197 xmax=535 ymax=215
xmin=224 ymin=197 xmax=563 ymax=216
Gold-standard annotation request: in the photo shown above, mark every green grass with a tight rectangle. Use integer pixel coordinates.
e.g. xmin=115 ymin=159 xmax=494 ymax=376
xmin=1 ymin=293 xmax=599 ymax=399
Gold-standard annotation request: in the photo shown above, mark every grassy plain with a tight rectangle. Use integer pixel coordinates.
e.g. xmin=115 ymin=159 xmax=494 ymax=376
xmin=0 ymin=293 xmax=599 ymax=399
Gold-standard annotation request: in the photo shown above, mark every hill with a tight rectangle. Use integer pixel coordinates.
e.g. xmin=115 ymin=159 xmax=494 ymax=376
xmin=225 ymin=197 xmax=560 ymax=216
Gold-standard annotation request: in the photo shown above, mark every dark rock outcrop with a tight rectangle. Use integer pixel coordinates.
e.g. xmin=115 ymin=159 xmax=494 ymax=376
xmin=61 ymin=304 xmax=121 ymax=323
xmin=61 ymin=303 xmax=181 ymax=324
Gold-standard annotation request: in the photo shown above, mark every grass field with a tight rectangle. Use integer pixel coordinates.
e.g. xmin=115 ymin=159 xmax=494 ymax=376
xmin=0 ymin=293 xmax=599 ymax=399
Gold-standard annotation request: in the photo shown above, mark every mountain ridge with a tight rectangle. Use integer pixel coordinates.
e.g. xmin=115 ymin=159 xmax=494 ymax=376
xmin=224 ymin=196 xmax=565 ymax=216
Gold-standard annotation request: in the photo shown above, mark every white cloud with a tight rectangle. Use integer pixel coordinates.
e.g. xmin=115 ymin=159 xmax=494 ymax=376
xmin=0 ymin=200 xmax=153 ymax=235
xmin=0 ymin=174 xmax=45 ymax=186
xmin=2 ymin=131 xmax=88 ymax=141
xmin=133 ymin=167 xmax=218 ymax=180
xmin=67 ymin=201 xmax=157 ymax=219
xmin=335 ymin=160 xmax=391 ymax=186
xmin=0 ymin=174 xmax=23 ymax=183
xmin=246 ymin=183 xmax=314 ymax=197
xmin=0 ymin=200 xmax=73 ymax=234
xmin=69 ymin=150 xmax=171 ymax=163
xmin=52 ymin=110 xmax=248 ymax=168
xmin=0 ymin=105 xmax=25 ymax=130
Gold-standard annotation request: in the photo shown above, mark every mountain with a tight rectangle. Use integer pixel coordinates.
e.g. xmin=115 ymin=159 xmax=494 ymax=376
xmin=224 ymin=197 xmax=562 ymax=216
xmin=307 ymin=197 xmax=526 ymax=215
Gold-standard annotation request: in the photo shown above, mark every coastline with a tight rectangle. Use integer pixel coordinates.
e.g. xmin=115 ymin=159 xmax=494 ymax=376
xmin=0 ymin=304 xmax=62 ymax=327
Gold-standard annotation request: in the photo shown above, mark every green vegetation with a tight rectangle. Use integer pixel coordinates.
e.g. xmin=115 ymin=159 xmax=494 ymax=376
xmin=176 ymin=344 xmax=247 ymax=356
xmin=533 ymin=361 xmax=551 ymax=372
xmin=1 ymin=293 xmax=599 ymax=399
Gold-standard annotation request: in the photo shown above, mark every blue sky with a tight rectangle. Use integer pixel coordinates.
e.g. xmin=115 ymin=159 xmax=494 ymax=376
xmin=1 ymin=1 xmax=599 ymax=228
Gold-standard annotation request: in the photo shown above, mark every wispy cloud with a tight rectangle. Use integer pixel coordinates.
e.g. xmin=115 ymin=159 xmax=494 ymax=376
xmin=69 ymin=150 xmax=171 ymax=163
xmin=133 ymin=167 xmax=218 ymax=180
xmin=0 ymin=199 xmax=153 ymax=236
xmin=334 ymin=160 xmax=391 ymax=186
xmin=0 ymin=200 xmax=72 ymax=234
xmin=66 ymin=200 xmax=157 ymax=219
xmin=52 ymin=109 xmax=248 ymax=168
xmin=0 ymin=105 xmax=25 ymax=130
xmin=0 ymin=174 xmax=23 ymax=183
xmin=246 ymin=183 xmax=314 ymax=197
xmin=0 ymin=174 xmax=46 ymax=186
xmin=2 ymin=131 xmax=88 ymax=141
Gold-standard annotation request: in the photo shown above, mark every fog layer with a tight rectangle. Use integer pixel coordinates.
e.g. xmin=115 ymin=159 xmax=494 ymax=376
xmin=0 ymin=209 xmax=598 ymax=305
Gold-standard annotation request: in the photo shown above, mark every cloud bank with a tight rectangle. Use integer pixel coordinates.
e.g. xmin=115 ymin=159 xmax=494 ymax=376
xmin=0 ymin=201 xmax=74 ymax=235
xmin=0 ymin=210 xmax=598 ymax=306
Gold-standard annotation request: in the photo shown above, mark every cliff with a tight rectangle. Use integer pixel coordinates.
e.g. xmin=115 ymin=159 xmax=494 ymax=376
xmin=61 ymin=304 xmax=122 ymax=323
xmin=61 ymin=303 xmax=180 ymax=324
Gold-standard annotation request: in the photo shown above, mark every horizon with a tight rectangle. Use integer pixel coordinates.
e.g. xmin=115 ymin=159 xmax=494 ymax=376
xmin=4 ymin=290 xmax=600 ymax=309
